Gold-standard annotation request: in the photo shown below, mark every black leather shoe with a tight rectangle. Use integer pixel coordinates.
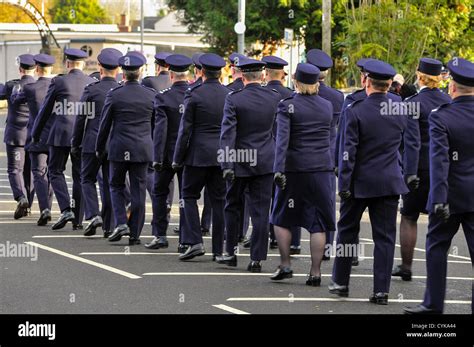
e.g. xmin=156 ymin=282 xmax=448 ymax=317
xmin=178 ymin=244 xmax=188 ymax=254
xmin=129 ymin=238 xmax=141 ymax=246
xmin=212 ymin=254 xmax=221 ymax=262
xmin=403 ymin=305 xmax=441 ymax=314
xmin=108 ymin=224 xmax=130 ymax=242
xmin=201 ymin=227 xmax=210 ymax=236
xmin=351 ymin=256 xmax=359 ymax=266
xmin=247 ymin=261 xmax=262 ymax=273
xmin=103 ymin=230 xmax=112 ymax=238
xmin=14 ymin=197 xmax=29 ymax=220
xmin=392 ymin=265 xmax=412 ymax=281
xmin=145 ymin=237 xmax=169 ymax=249
xmin=173 ymin=227 xmax=180 ymax=234
xmin=215 ymin=254 xmax=237 ymax=267
xmin=290 ymin=246 xmax=301 ymax=255
xmin=72 ymin=223 xmax=83 ymax=230
xmin=179 ymin=243 xmax=205 ymax=261
xmin=52 ymin=211 xmax=75 ymax=230
xmin=238 ymin=236 xmax=245 ymax=243
xmin=270 ymin=266 xmax=293 ymax=281
xmin=242 ymin=238 xmax=251 ymax=249
xmin=84 ymin=216 xmax=103 ymax=236
xmin=328 ymin=282 xmax=349 ymax=297
xmin=369 ymin=292 xmax=389 ymax=305
xmin=306 ymin=275 xmax=321 ymax=287
xmin=269 ymin=240 xmax=278 ymax=249
xmin=37 ymin=209 xmax=52 ymax=226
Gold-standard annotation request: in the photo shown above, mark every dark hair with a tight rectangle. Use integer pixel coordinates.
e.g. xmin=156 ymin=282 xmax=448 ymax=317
xmin=203 ymin=68 xmax=221 ymax=79
xmin=369 ymin=77 xmax=390 ymax=91
xmin=124 ymin=69 xmax=140 ymax=81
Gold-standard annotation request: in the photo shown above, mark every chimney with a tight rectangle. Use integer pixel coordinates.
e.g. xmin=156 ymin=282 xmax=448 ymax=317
xmin=118 ymin=14 xmax=131 ymax=32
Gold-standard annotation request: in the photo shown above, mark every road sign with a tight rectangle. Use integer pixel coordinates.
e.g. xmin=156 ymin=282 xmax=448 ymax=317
xmin=284 ymin=28 xmax=294 ymax=45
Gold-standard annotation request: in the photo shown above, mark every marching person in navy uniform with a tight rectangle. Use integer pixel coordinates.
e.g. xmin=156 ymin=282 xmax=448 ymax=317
xmin=404 ymin=58 xmax=474 ymax=314
xmin=22 ymin=54 xmax=55 ymax=225
xmin=331 ymin=60 xmax=408 ymax=304
xmin=32 ymin=48 xmax=95 ymax=230
xmin=217 ymin=58 xmax=281 ymax=272
xmin=96 ymin=52 xmax=155 ymax=245
xmin=189 ymin=52 xmax=203 ymax=88
xmin=306 ymin=49 xmax=344 ymax=260
xmin=227 ymin=52 xmax=245 ymax=91
xmin=270 ymin=63 xmax=335 ymax=284
xmin=141 ymin=52 xmax=172 ymax=92
xmin=173 ymin=53 xmax=229 ymax=261
xmin=146 ymin=54 xmax=191 ymax=250
xmin=2 ymin=54 xmax=36 ymax=219
xmin=71 ymin=48 xmax=122 ymax=237
xmin=393 ymin=58 xmax=451 ymax=281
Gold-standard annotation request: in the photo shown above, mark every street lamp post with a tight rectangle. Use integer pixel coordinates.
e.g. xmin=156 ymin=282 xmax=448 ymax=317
xmin=236 ymin=0 xmax=246 ymax=54
xmin=140 ymin=0 xmax=144 ymax=53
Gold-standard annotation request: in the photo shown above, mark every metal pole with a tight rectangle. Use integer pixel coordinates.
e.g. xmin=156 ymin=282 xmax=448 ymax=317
xmin=322 ymin=0 xmax=331 ymax=84
xmin=237 ymin=0 xmax=245 ymax=54
xmin=140 ymin=0 xmax=144 ymax=53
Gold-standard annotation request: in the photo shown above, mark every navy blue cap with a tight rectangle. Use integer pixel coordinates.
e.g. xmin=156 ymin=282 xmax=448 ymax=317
xmin=417 ymin=57 xmax=443 ymax=76
xmin=64 ymin=48 xmax=88 ymax=61
xmin=199 ymin=53 xmax=226 ymax=71
xmin=356 ymin=58 xmax=373 ymax=71
xmin=447 ymin=57 xmax=474 ymax=87
xmin=119 ymin=52 xmax=146 ymax=70
xmin=17 ymin=54 xmax=35 ymax=69
xmin=97 ymin=48 xmax=123 ymax=69
xmin=165 ymin=54 xmax=192 ymax=72
xmin=33 ymin=53 xmax=55 ymax=67
xmin=363 ymin=59 xmax=396 ymax=80
xmin=192 ymin=52 xmax=204 ymax=69
xmin=306 ymin=49 xmax=333 ymax=71
xmin=154 ymin=52 xmax=172 ymax=66
xmin=295 ymin=63 xmax=320 ymax=84
xmin=229 ymin=52 xmax=246 ymax=66
xmin=262 ymin=56 xmax=288 ymax=70
xmin=237 ymin=58 xmax=266 ymax=72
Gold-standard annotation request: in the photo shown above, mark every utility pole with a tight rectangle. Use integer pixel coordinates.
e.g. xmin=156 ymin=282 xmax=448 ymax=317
xmin=140 ymin=0 xmax=144 ymax=53
xmin=236 ymin=0 xmax=246 ymax=54
xmin=322 ymin=0 xmax=331 ymax=85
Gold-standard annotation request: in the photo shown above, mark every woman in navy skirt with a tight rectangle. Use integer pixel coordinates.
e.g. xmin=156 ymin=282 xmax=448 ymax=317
xmin=270 ymin=63 xmax=336 ymax=286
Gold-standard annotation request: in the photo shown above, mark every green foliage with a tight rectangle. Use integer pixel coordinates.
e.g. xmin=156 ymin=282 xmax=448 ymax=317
xmin=49 ymin=0 xmax=109 ymax=24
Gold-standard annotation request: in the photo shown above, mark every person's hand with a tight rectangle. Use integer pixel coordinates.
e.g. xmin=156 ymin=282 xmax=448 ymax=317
xmin=405 ymin=174 xmax=420 ymax=191
xmin=153 ymin=162 xmax=163 ymax=172
xmin=334 ymin=167 xmax=338 ymax=177
xmin=71 ymin=146 xmax=81 ymax=157
xmin=171 ymin=162 xmax=183 ymax=172
xmin=274 ymin=172 xmax=287 ymax=190
xmin=223 ymin=169 xmax=235 ymax=182
xmin=96 ymin=151 xmax=105 ymax=161
xmin=434 ymin=203 xmax=450 ymax=223
xmin=339 ymin=190 xmax=352 ymax=201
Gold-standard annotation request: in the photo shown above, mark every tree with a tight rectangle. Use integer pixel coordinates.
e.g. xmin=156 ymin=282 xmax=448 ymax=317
xmin=102 ymin=0 xmax=140 ymax=23
xmin=49 ymin=0 xmax=109 ymax=24
xmin=0 ymin=0 xmax=53 ymax=23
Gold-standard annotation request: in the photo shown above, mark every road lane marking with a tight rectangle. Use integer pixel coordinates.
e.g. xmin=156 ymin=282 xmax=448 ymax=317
xmin=225 ymin=297 xmax=471 ymax=305
xmin=212 ymin=304 xmax=250 ymax=314
xmin=25 ymin=241 xmax=142 ymax=279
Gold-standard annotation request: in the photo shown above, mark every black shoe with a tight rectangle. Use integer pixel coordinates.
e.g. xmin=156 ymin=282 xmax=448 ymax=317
xmin=270 ymin=266 xmax=293 ymax=281
xmin=177 ymin=244 xmax=188 ymax=254
xmin=73 ymin=223 xmax=83 ymax=231
xmin=369 ymin=292 xmax=389 ymax=305
xmin=290 ymin=246 xmax=301 ymax=255
xmin=238 ymin=236 xmax=245 ymax=243
xmin=179 ymin=243 xmax=205 ymax=261
xmin=103 ymin=230 xmax=112 ymax=238
xmin=108 ymin=224 xmax=130 ymax=242
xmin=37 ymin=209 xmax=52 ymax=226
xmin=322 ymin=254 xmax=331 ymax=261
xmin=247 ymin=261 xmax=262 ymax=273
xmin=173 ymin=227 xmax=180 ymax=234
xmin=201 ymin=227 xmax=210 ymax=236
xmin=351 ymin=256 xmax=359 ymax=266
xmin=14 ymin=197 xmax=29 ymax=220
xmin=269 ymin=240 xmax=278 ymax=249
xmin=51 ymin=211 xmax=75 ymax=230
xmin=403 ymin=305 xmax=442 ymax=314
xmin=84 ymin=216 xmax=103 ymax=236
xmin=306 ymin=275 xmax=321 ymax=287
xmin=145 ymin=237 xmax=169 ymax=249
xmin=212 ymin=254 xmax=221 ymax=262
xmin=392 ymin=265 xmax=412 ymax=281
xmin=242 ymin=238 xmax=251 ymax=249
xmin=328 ymin=282 xmax=349 ymax=297
xmin=215 ymin=254 xmax=237 ymax=267
xmin=129 ymin=238 xmax=141 ymax=246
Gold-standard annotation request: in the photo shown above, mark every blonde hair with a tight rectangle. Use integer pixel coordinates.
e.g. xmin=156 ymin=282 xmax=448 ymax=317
xmin=416 ymin=71 xmax=441 ymax=89
xmin=294 ymin=80 xmax=319 ymax=95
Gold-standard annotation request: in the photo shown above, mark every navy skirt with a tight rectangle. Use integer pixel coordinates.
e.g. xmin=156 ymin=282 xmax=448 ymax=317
xmin=270 ymin=171 xmax=335 ymax=233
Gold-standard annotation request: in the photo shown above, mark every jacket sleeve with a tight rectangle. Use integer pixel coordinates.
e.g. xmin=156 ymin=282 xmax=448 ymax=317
xmin=428 ymin=110 xmax=449 ymax=206
xmin=32 ymin=78 xmax=57 ymax=140
xmin=403 ymin=102 xmax=421 ymax=175
xmin=71 ymin=86 xmax=90 ymax=148
xmin=338 ymin=107 xmax=359 ymax=192
xmin=173 ymin=90 xmax=195 ymax=164
xmin=153 ymin=93 xmax=168 ymax=163
xmin=273 ymin=101 xmax=290 ymax=173
xmin=95 ymin=92 xmax=114 ymax=155
xmin=219 ymin=93 xmax=237 ymax=170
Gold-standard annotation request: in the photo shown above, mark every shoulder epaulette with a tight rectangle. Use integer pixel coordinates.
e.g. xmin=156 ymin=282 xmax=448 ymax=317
xmin=159 ymin=87 xmax=171 ymax=94
xmin=431 ymin=102 xmax=451 ymax=114
xmin=403 ymin=92 xmax=419 ymax=101
xmin=347 ymin=98 xmax=364 ymax=110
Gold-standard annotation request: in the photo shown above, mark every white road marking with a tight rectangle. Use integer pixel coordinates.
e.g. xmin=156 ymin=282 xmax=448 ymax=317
xmin=25 ymin=241 xmax=142 ymax=279
xmin=225 ymin=297 xmax=471 ymax=305
xmin=212 ymin=304 xmax=250 ymax=314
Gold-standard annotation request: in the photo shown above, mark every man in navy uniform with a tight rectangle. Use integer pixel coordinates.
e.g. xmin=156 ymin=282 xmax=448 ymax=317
xmin=307 ymin=49 xmax=344 ymax=260
xmin=71 ymin=48 xmax=122 ymax=237
xmin=21 ymin=54 xmax=55 ymax=225
xmin=146 ymin=54 xmax=191 ymax=250
xmin=217 ymin=58 xmax=281 ymax=272
xmin=189 ymin=52 xmax=203 ymax=88
xmin=393 ymin=58 xmax=451 ymax=281
xmin=2 ymin=54 xmax=36 ymax=219
xmin=330 ymin=59 xmax=408 ymax=304
xmin=227 ymin=53 xmax=245 ymax=91
xmin=173 ymin=53 xmax=229 ymax=261
xmin=404 ymin=57 xmax=474 ymax=314
xmin=96 ymin=52 xmax=155 ymax=245
xmin=32 ymin=48 xmax=95 ymax=230
xmin=141 ymin=52 xmax=172 ymax=92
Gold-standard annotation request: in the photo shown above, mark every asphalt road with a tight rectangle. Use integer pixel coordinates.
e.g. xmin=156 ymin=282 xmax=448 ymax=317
xmin=0 ymin=111 xmax=472 ymax=315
